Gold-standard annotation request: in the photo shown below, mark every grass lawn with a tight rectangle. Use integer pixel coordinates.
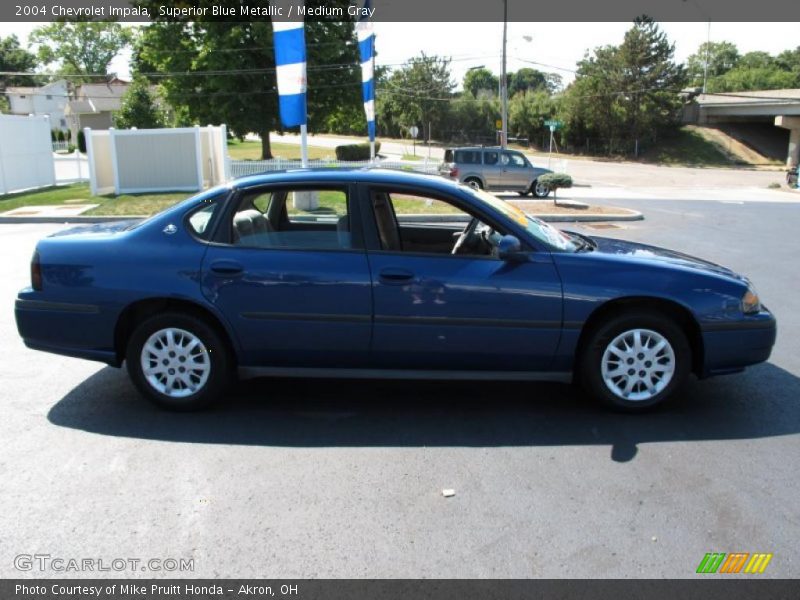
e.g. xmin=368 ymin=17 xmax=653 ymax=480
xmin=401 ymin=154 xmax=423 ymax=161
xmin=0 ymin=183 xmax=192 ymax=217
xmin=227 ymin=139 xmax=334 ymax=161
xmin=641 ymin=128 xmax=735 ymax=166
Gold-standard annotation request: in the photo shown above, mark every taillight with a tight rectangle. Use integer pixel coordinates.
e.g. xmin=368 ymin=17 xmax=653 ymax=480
xmin=449 ymin=167 xmax=458 ymax=177
xmin=31 ymin=251 xmax=42 ymax=291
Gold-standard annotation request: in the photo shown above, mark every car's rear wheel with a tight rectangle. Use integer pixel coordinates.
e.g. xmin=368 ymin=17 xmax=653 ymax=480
xmin=579 ymin=310 xmax=691 ymax=412
xmin=464 ymin=177 xmax=483 ymax=190
xmin=126 ymin=312 xmax=231 ymax=410
xmin=531 ymin=179 xmax=550 ymax=198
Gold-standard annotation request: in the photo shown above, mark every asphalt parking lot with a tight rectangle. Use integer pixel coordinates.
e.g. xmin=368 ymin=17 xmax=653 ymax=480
xmin=1 ymin=190 xmax=798 ymax=579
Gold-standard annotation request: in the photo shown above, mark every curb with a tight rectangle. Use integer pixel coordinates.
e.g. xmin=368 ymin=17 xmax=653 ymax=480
xmin=0 ymin=210 xmax=643 ymax=225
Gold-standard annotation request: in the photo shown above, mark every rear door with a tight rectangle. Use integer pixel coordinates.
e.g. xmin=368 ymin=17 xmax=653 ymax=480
xmin=481 ymin=149 xmax=503 ymax=188
xmin=200 ymin=183 xmax=372 ymax=368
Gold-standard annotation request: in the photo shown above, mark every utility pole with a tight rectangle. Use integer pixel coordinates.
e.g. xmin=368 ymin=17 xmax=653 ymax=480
xmin=500 ymin=0 xmax=508 ymax=149
xmin=703 ymin=19 xmax=710 ymax=93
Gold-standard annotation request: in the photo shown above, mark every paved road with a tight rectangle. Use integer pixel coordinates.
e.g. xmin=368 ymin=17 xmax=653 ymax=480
xmin=269 ymin=132 xmax=789 ymax=190
xmin=1 ymin=196 xmax=798 ymax=578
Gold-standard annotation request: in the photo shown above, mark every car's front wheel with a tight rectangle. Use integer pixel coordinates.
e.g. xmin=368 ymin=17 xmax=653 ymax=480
xmin=126 ymin=312 xmax=231 ymax=410
xmin=531 ymin=179 xmax=550 ymax=198
xmin=579 ymin=310 xmax=691 ymax=411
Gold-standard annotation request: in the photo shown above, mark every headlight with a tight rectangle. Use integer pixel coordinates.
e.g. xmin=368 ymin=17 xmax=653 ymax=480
xmin=741 ymin=285 xmax=761 ymax=314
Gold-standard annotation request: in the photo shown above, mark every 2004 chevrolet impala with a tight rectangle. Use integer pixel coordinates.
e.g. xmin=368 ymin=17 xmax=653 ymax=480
xmin=15 ymin=169 xmax=776 ymax=411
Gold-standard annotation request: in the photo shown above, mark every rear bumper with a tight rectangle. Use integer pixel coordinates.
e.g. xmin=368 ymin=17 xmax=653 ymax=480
xmin=700 ymin=309 xmax=777 ymax=377
xmin=15 ymin=294 xmax=120 ymax=367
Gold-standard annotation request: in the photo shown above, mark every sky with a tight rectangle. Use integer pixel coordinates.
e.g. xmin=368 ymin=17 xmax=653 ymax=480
xmin=1 ymin=21 xmax=798 ymax=89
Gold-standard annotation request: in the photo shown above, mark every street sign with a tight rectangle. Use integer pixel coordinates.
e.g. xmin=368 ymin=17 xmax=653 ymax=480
xmin=495 ymin=119 xmax=503 ymax=129
xmin=409 ymin=126 xmax=419 ymax=138
xmin=544 ymin=119 xmax=563 ymax=129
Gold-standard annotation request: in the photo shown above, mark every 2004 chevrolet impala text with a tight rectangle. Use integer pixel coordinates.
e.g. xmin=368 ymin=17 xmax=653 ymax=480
xmin=14 ymin=170 xmax=776 ymax=411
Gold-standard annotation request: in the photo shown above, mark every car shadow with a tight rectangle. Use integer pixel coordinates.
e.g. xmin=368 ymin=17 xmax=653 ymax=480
xmin=46 ymin=362 xmax=800 ymax=463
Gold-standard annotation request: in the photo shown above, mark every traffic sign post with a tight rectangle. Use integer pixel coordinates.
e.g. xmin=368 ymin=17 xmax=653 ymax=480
xmin=409 ymin=125 xmax=419 ymax=156
xmin=543 ymin=120 xmax=562 ymax=169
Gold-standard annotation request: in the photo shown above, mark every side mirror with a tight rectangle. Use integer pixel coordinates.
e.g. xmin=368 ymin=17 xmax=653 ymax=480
xmin=497 ymin=234 xmax=524 ymax=261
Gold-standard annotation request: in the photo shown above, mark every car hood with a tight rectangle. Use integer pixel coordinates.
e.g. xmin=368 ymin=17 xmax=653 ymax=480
xmin=587 ymin=235 xmax=747 ymax=282
xmin=48 ymin=219 xmax=142 ymax=237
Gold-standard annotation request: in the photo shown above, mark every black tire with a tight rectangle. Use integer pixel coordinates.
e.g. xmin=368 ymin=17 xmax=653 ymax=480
xmin=578 ymin=310 xmax=691 ymax=412
xmin=517 ymin=190 xmax=530 ymax=196
xmin=531 ymin=179 xmax=550 ymax=198
xmin=126 ymin=312 xmax=232 ymax=411
xmin=464 ymin=177 xmax=483 ymax=190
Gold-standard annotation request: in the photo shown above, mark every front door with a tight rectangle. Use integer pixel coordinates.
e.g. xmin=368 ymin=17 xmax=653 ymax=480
xmin=200 ymin=184 xmax=372 ymax=367
xmin=362 ymin=187 xmax=563 ymax=371
xmin=500 ymin=151 xmax=531 ymax=191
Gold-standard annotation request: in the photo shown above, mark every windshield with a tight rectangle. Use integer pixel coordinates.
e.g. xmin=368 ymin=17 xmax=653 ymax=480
xmin=463 ymin=186 xmax=579 ymax=252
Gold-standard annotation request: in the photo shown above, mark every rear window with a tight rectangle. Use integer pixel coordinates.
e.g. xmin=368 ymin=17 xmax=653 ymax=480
xmin=444 ymin=149 xmax=454 ymax=162
xmin=454 ymin=150 xmax=481 ymax=164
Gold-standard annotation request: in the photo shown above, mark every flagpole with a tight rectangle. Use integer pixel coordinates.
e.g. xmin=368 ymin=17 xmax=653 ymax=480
xmin=300 ymin=124 xmax=309 ymax=167
xmin=370 ymin=31 xmax=376 ymax=163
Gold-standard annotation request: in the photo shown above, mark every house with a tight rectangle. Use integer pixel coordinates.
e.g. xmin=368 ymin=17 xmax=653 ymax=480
xmin=4 ymin=79 xmax=70 ymax=132
xmin=65 ymin=79 xmax=130 ymax=140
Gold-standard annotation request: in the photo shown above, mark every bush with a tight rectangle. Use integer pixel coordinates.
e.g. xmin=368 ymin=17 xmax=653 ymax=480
xmin=334 ymin=142 xmax=381 ymax=161
xmin=50 ymin=129 xmax=57 ymax=141
xmin=538 ymin=172 xmax=573 ymax=203
xmin=77 ymin=130 xmax=86 ymax=153
xmin=57 ymin=130 xmax=65 ymax=142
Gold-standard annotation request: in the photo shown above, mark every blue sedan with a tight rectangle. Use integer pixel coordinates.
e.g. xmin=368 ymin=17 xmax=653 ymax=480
xmin=15 ymin=169 xmax=776 ymax=411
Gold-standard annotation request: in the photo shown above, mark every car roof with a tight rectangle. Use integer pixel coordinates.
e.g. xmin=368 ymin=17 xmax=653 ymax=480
xmin=446 ymin=146 xmax=511 ymax=152
xmin=232 ymin=167 xmax=466 ymax=193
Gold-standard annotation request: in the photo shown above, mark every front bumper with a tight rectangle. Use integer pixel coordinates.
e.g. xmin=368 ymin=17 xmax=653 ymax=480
xmin=700 ymin=308 xmax=777 ymax=377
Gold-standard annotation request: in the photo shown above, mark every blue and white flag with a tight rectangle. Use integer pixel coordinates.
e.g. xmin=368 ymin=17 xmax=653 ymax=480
xmin=272 ymin=7 xmax=307 ymax=128
xmin=355 ymin=2 xmax=376 ymax=141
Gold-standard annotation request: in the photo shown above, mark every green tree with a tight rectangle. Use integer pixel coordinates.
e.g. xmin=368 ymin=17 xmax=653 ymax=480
xmin=508 ymin=68 xmax=550 ymax=96
xmin=712 ymin=67 xmax=797 ymax=92
xmin=561 ymin=17 xmax=685 ymax=155
xmin=134 ymin=2 xmax=361 ymax=158
xmin=463 ymin=67 xmax=498 ymax=97
xmin=447 ymin=92 xmax=498 ymax=141
xmin=776 ymin=46 xmax=800 ymax=77
xmin=114 ymin=77 xmax=166 ymax=129
xmin=29 ymin=20 xmax=134 ymax=80
xmin=509 ymin=89 xmax=559 ymax=145
xmin=1 ymin=34 xmax=38 ymax=89
xmin=379 ymin=53 xmax=454 ymax=142
xmin=616 ymin=17 xmax=686 ymax=152
xmin=686 ymin=41 xmax=739 ymax=87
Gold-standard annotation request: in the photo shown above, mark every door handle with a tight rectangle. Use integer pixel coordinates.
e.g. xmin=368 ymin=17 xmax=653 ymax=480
xmin=210 ymin=260 xmax=244 ymax=275
xmin=379 ymin=268 xmax=414 ymax=283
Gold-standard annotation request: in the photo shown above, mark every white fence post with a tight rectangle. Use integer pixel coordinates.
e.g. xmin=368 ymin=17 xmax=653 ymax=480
xmin=84 ymin=128 xmax=97 ymax=196
xmin=108 ymin=127 xmax=120 ymax=195
xmin=194 ymin=126 xmax=203 ymax=190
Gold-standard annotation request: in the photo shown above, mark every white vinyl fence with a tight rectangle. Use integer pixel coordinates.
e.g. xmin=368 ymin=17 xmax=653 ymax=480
xmin=54 ymin=151 xmax=89 ymax=184
xmin=0 ymin=114 xmax=56 ymax=195
xmin=86 ymin=125 xmax=229 ymax=195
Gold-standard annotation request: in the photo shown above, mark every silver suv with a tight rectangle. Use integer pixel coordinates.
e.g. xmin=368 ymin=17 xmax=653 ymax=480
xmin=439 ymin=146 xmax=553 ymax=197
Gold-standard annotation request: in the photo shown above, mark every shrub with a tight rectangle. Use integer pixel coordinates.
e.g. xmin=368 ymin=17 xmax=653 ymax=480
xmin=77 ymin=130 xmax=86 ymax=153
xmin=50 ymin=129 xmax=57 ymax=141
xmin=57 ymin=130 xmax=65 ymax=142
xmin=538 ymin=172 xmax=573 ymax=203
xmin=334 ymin=142 xmax=381 ymax=161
